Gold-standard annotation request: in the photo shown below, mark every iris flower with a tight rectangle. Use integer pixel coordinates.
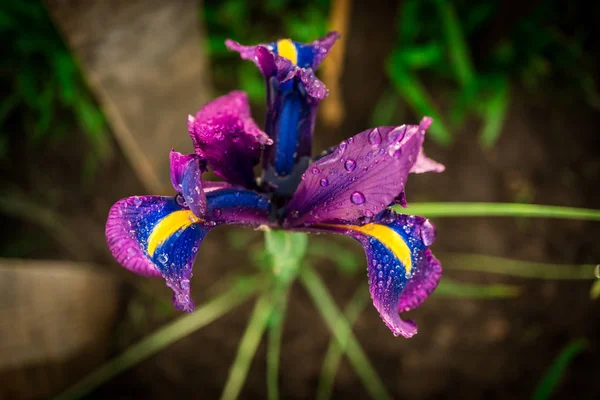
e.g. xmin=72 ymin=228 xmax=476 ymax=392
xmin=106 ymin=32 xmax=445 ymax=338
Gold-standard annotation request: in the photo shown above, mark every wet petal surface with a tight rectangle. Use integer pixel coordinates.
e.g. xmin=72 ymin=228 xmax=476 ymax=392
xmin=188 ymin=91 xmax=272 ymax=188
xmin=285 ymin=119 xmax=434 ymax=226
xmin=312 ymin=213 xmax=441 ymax=337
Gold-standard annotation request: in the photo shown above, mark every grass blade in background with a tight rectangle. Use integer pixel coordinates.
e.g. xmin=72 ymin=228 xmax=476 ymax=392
xmin=267 ymin=288 xmax=289 ymax=400
xmin=221 ymin=294 xmax=274 ymax=400
xmin=435 ymin=278 xmax=520 ymax=298
xmin=317 ymin=286 xmax=370 ymax=400
xmin=480 ymin=76 xmax=510 ymax=149
xmin=386 ymin=55 xmax=452 ymax=145
xmin=441 ymin=253 xmax=597 ymax=280
xmin=400 ymin=202 xmax=600 ymax=220
xmin=300 ymin=266 xmax=392 ymax=400
xmin=531 ymin=338 xmax=587 ymax=400
xmin=54 ymin=277 xmax=260 ymax=400
xmin=435 ymin=0 xmax=475 ymax=87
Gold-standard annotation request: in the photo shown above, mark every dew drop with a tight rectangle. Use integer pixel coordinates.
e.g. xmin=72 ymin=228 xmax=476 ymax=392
xmin=338 ymin=141 xmax=347 ymax=153
xmin=133 ymin=197 xmax=142 ymax=207
xmin=157 ymin=253 xmax=168 ymax=264
xmin=213 ymin=208 xmax=222 ymax=218
xmin=311 ymin=167 xmax=320 ymax=175
xmin=320 ymin=178 xmax=329 ymax=187
xmin=368 ymin=129 xmax=382 ymax=145
xmin=420 ymin=219 xmax=436 ymax=246
xmin=180 ymin=279 xmax=190 ymax=290
xmin=350 ymin=191 xmax=365 ymax=205
xmin=344 ymin=159 xmax=357 ymax=172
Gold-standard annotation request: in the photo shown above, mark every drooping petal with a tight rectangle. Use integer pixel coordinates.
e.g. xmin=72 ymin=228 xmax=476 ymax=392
xmin=311 ymin=213 xmax=441 ymax=337
xmin=170 ymin=150 xmax=207 ymax=217
xmin=106 ymin=188 xmax=272 ymax=312
xmin=285 ymin=119 xmax=434 ymax=226
xmin=226 ymin=34 xmax=337 ymax=184
xmin=106 ymin=196 xmax=207 ymax=312
xmin=187 ymin=91 xmax=272 ymax=188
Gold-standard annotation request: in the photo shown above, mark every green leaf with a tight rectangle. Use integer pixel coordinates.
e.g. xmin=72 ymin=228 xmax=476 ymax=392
xmin=221 ymin=294 xmax=274 ymax=400
xmin=441 ymin=252 xmax=597 ymax=280
xmin=53 ymin=276 xmax=260 ymax=400
xmin=386 ymin=55 xmax=452 ymax=145
xmin=317 ymin=286 xmax=370 ymax=400
xmin=300 ymin=266 xmax=391 ymax=400
xmin=399 ymin=202 xmax=600 ymax=221
xmin=435 ymin=279 xmax=520 ymax=298
xmin=531 ymin=338 xmax=587 ymax=400
xmin=590 ymin=279 xmax=600 ymax=300
xmin=435 ymin=0 xmax=475 ymax=87
xmin=393 ymin=43 xmax=444 ymax=70
xmin=397 ymin=0 xmax=422 ymax=44
xmin=480 ymin=76 xmax=510 ymax=149
xmin=307 ymin=238 xmax=361 ymax=275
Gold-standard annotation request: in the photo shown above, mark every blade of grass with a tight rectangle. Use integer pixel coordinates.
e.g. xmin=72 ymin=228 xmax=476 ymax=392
xmin=267 ymin=287 xmax=289 ymax=400
xmin=435 ymin=0 xmax=475 ymax=87
xmin=531 ymin=338 xmax=587 ymax=400
xmin=316 ymin=286 xmax=370 ymax=400
xmin=441 ymin=252 xmax=597 ymax=280
xmin=480 ymin=77 xmax=510 ymax=149
xmin=299 ymin=266 xmax=391 ymax=400
xmin=53 ymin=276 xmax=260 ymax=400
xmin=435 ymin=278 xmax=520 ymax=298
xmin=386 ymin=56 xmax=452 ymax=145
xmin=221 ymin=294 xmax=274 ymax=400
xmin=399 ymin=202 xmax=600 ymax=220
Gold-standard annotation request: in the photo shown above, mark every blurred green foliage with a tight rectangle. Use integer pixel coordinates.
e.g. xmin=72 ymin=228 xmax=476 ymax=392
xmin=383 ymin=0 xmax=600 ymax=148
xmin=201 ymin=0 xmax=330 ymax=103
xmin=0 ymin=0 xmax=109 ymax=168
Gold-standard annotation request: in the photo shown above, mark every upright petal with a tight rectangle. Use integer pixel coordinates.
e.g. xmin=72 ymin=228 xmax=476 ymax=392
xmin=106 ymin=188 xmax=272 ymax=312
xmin=226 ymin=34 xmax=338 ymax=186
xmin=311 ymin=213 xmax=441 ymax=337
xmin=187 ymin=91 xmax=272 ymax=188
xmin=170 ymin=150 xmax=207 ymax=217
xmin=285 ymin=120 xmax=433 ymax=226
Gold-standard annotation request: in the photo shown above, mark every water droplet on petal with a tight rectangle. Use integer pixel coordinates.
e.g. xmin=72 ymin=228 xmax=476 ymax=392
xmin=338 ymin=141 xmax=347 ymax=154
xmin=350 ymin=191 xmax=365 ymax=205
xmin=157 ymin=253 xmax=168 ymax=265
xmin=344 ymin=159 xmax=356 ymax=172
xmin=348 ymin=137 xmax=354 ymax=144
xmin=320 ymin=178 xmax=329 ymax=187
xmin=180 ymin=279 xmax=190 ymax=290
xmin=420 ymin=219 xmax=436 ymax=246
xmin=133 ymin=197 xmax=142 ymax=207
xmin=213 ymin=208 xmax=222 ymax=218
xmin=368 ymin=129 xmax=382 ymax=145
xmin=311 ymin=167 xmax=320 ymax=175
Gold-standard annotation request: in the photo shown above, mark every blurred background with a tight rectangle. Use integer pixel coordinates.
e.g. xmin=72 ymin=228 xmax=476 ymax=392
xmin=0 ymin=0 xmax=599 ymax=399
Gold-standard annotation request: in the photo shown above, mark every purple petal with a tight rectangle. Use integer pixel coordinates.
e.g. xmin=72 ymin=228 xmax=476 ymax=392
xmin=309 ymin=213 xmax=440 ymax=337
xmin=409 ymin=148 xmax=445 ymax=174
xmin=106 ymin=189 xmax=272 ymax=313
xmin=170 ymin=150 xmax=207 ymax=217
xmin=285 ymin=121 xmax=433 ymax=226
xmin=187 ymin=91 xmax=272 ymax=187
xmin=225 ymin=31 xmax=339 ymax=71
xmin=105 ymin=196 xmax=207 ymax=312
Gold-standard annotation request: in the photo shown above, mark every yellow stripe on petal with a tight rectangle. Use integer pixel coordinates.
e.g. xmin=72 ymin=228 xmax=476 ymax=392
xmin=323 ymin=223 xmax=413 ymax=273
xmin=277 ymin=39 xmax=298 ymax=65
xmin=147 ymin=210 xmax=202 ymax=257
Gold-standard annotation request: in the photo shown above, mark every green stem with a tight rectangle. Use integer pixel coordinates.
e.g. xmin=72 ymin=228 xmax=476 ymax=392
xmin=220 ymin=294 xmax=274 ymax=400
xmin=299 ymin=266 xmax=391 ymax=400
xmin=53 ymin=277 xmax=260 ymax=400
xmin=267 ymin=287 xmax=289 ymax=400
xmin=317 ymin=286 xmax=370 ymax=400
xmin=532 ymin=338 xmax=587 ymax=400
xmin=441 ymin=252 xmax=597 ymax=280
xmin=435 ymin=278 xmax=520 ymax=298
xmin=400 ymin=203 xmax=600 ymax=220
